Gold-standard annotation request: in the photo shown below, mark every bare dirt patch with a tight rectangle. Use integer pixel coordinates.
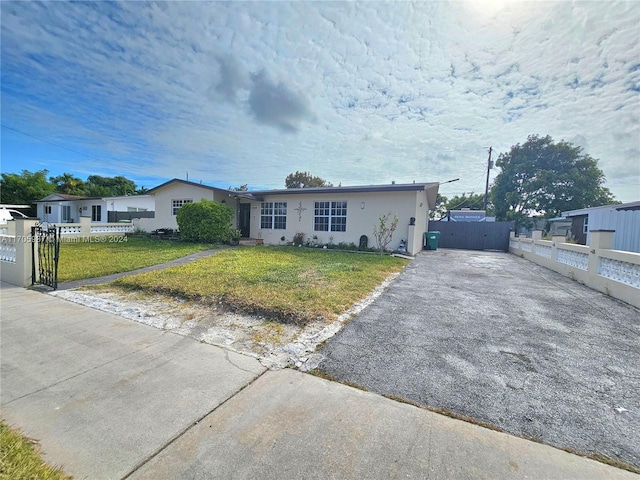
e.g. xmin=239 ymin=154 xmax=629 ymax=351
xmin=52 ymin=273 xmax=399 ymax=371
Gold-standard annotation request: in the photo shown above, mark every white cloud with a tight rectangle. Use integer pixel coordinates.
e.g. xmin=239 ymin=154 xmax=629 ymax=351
xmin=1 ymin=1 xmax=638 ymax=201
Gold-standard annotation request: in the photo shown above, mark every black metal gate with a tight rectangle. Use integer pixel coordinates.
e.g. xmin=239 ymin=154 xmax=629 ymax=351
xmin=427 ymin=221 xmax=515 ymax=252
xmin=31 ymin=223 xmax=61 ymax=289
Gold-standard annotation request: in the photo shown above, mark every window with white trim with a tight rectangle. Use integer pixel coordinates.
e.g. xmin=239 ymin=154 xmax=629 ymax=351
xmin=172 ymin=199 xmax=192 ymax=215
xmin=91 ymin=205 xmax=102 ymax=222
xmin=582 ymin=216 xmax=589 ymax=234
xmin=261 ymin=202 xmax=287 ymax=229
xmin=45 ymin=205 xmax=52 ymax=214
xmin=314 ymin=201 xmax=347 ymax=232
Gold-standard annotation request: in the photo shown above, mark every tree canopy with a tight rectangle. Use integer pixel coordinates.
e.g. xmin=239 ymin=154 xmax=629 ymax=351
xmin=0 ymin=170 xmax=143 ymax=206
xmin=285 ymin=171 xmax=333 ymax=189
xmin=49 ymin=173 xmax=86 ymax=195
xmin=0 ymin=170 xmax=56 ymax=206
xmin=491 ymin=135 xmax=616 ymax=226
xmin=83 ymin=175 xmax=137 ymax=197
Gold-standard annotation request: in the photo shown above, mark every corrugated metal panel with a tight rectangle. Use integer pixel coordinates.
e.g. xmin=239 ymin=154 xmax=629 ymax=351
xmin=587 ymin=209 xmax=640 ymax=253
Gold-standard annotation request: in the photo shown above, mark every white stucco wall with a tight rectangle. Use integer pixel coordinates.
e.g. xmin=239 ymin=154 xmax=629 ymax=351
xmin=38 ymin=195 xmax=154 ymax=224
xmin=38 ymin=200 xmax=107 ymax=223
xmin=139 ymin=183 xmax=234 ymax=232
xmin=246 ymin=189 xmax=431 ymax=254
xmin=108 ymin=195 xmax=154 ymax=213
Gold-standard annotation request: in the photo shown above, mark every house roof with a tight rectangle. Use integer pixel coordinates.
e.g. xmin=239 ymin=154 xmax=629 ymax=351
xmin=562 ymin=200 xmax=640 ymax=217
xmin=37 ymin=193 xmax=150 ymax=202
xmin=37 ymin=194 xmax=94 ymax=202
xmin=246 ymin=182 xmax=439 ymax=196
xmin=146 ymin=178 xmax=233 ymax=195
xmin=146 ymin=178 xmax=441 ymax=209
xmin=237 ymin=182 xmax=441 ymax=208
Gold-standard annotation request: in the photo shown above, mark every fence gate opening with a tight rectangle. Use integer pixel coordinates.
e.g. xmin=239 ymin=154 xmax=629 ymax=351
xmin=31 ymin=223 xmax=61 ymax=290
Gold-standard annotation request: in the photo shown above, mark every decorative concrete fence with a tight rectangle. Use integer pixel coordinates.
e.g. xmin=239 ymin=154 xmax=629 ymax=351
xmin=509 ymin=230 xmax=640 ymax=309
xmin=0 ymin=217 xmax=134 ymax=287
xmin=60 ymin=217 xmax=134 ymax=236
xmin=0 ymin=219 xmax=38 ymax=287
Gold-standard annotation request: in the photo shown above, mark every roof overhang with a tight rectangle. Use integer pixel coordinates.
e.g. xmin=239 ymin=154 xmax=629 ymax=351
xmin=562 ymin=200 xmax=640 ymax=217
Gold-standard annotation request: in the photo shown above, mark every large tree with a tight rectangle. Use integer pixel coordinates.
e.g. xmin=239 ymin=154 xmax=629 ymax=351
xmin=491 ymin=135 xmax=616 ymax=226
xmin=285 ymin=171 xmax=333 ymax=189
xmin=84 ymin=175 xmax=137 ymax=197
xmin=49 ymin=173 xmax=86 ymax=195
xmin=0 ymin=169 xmax=56 ymax=206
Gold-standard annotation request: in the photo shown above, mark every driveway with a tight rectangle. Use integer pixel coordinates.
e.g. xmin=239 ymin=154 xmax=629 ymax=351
xmin=317 ymin=249 xmax=640 ymax=469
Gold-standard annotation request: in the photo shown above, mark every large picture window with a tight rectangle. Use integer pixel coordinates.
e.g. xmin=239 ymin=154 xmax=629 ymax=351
xmin=314 ymin=201 xmax=347 ymax=232
xmin=172 ymin=199 xmax=192 ymax=215
xmin=261 ymin=202 xmax=287 ymax=229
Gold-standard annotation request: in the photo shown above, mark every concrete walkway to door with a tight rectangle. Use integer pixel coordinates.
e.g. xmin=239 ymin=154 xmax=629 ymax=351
xmin=1 ymin=282 xmax=637 ymax=479
xmin=318 ymin=249 xmax=640 ymax=471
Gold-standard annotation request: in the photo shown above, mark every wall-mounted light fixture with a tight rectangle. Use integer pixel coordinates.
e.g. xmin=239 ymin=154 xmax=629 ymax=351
xmin=361 ymin=202 xmax=365 ymax=209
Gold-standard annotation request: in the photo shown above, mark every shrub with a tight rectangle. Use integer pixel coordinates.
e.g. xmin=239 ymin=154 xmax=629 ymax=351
xmin=373 ymin=212 xmax=399 ymax=256
xmin=293 ymin=232 xmax=305 ymax=245
xmin=176 ymin=199 xmax=234 ymax=243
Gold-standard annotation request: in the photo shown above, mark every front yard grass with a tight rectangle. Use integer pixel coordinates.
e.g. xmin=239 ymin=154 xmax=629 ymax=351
xmin=58 ymin=237 xmax=219 ymax=282
xmin=0 ymin=420 xmax=72 ymax=480
xmin=113 ymin=246 xmax=409 ymax=325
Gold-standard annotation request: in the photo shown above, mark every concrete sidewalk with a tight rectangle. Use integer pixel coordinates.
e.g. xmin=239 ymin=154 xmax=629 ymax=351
xmin=1 ymin=283 xmax=636 ymax=479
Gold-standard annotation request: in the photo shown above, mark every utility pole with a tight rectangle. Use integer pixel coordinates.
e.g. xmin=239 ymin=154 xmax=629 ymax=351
xmin=483 ymin=147 xmax=493 ymax=211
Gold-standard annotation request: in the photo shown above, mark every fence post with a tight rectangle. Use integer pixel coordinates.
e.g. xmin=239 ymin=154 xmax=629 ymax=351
xmin=588 ymin=230 xmax=615 ymax=274
xmin=551 ymin=236 xmax=565 ymax=260
xmin=532 ymin=230 xmax=543 ymax=241
xmin=80 ymin=216 xmax=91 ymax=235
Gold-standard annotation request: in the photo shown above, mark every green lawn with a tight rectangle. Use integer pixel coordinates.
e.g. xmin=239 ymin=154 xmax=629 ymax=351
xmin=0 ymin=420 xmax=72 ymax=480
xmin=113 ymin=246 xmax=409 ymax=325
xmin=57 ymin=237 xmax=219 ymax=282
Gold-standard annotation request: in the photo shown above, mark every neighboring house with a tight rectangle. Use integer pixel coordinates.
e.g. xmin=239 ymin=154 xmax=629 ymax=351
xmin=563 ymin=201 xmax=640 ymax=253
xmin=36 ymin=194 xmax=154 ymax=224
xmin=138 ymin=178 xmax=440 ymax=255
xmin=547 ymin=216 xmax=572 ymax=237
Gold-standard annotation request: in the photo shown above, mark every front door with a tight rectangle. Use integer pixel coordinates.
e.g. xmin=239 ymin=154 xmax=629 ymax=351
xmin=239 ymin=203 xmax=251 ymax=237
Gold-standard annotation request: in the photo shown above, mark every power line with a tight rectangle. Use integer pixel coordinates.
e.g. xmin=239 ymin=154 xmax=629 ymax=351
xmin=1 ymin=124 xmax=107 ymax=163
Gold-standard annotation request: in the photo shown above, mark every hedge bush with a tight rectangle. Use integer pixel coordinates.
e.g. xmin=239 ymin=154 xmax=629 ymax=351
xmin=176 ymin=199 xmax=234 ymax=243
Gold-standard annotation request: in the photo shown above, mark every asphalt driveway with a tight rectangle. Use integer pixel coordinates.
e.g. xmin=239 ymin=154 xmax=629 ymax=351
xmin=317 ymin=249 xmax=640 ymax=470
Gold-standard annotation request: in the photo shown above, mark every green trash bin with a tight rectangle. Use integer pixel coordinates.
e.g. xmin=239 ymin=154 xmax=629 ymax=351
xmin=424 ymin=231 xmax=440 ymax=251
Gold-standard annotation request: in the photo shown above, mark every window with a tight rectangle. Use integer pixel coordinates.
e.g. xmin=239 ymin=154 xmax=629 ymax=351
xmin=172 ymin=199 xmax=192 ymax=215
xmin=314 ymin=201 xmax=347 ymax=232
xmin=62 ymin=205 xmax=71 ymax=221
xmin=92 ymin=205 xmax=102 ymax=222
xmin=261 ymin=202 xmax=287 ymax=229
xmin=582 ymin=216 xmax=589 ymax=234
xmin=44 ymin=205 xmax=52 ymax=215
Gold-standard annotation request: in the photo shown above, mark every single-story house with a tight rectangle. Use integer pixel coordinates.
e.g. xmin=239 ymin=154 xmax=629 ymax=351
xmin=36 ymin=194 xmax=154 ymax=224
xmin=563 ymin=201 xmax=640 ymax=253
xmin=137 ymin=179 xmax=440 ymax=255
xmin=136 ymin=179 xmax=233 ymax=233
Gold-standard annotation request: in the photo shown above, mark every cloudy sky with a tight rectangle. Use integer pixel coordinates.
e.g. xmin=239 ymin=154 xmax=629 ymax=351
xmin=1 ymin=1 xmax=639 ymax=202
